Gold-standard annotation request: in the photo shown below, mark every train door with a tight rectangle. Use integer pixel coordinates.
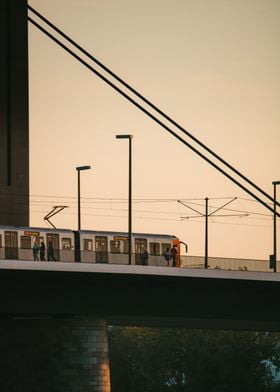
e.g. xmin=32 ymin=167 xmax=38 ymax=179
xmin=95 ymin=236 xmax=108 ymax=263
xmin=135 ymin=238 xmax=147 ymax=265
xmin=46 ymin=233 xmax=60 ymax=261
xmin=172 ymin=238 xmax=180 ymax=267
xmin=5 ymin=231 xmax=18 ymax=259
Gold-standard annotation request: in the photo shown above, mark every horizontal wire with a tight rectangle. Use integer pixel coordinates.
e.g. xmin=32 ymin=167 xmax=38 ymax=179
xmin=28 ymin=200 xmax=272 ymax=218
xmin=31 ymin=208 xmax=277 ymax=228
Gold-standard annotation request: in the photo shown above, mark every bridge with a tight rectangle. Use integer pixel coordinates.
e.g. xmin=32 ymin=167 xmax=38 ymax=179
xmin=1 ymin=257 xmax=280 ymax=391
xmin=1 ymin=259 xmax=279 ymax=330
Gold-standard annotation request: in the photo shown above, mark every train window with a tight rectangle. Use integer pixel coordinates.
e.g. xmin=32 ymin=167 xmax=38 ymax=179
xmin=161 ymin=243 xmax=171 ymax=254
xmin=4 ymin=231 xmax=18 ymax=260
xmin=135 ymin=238 xmax=147 ymax=253
xmin=5 ymin=231 xmax=18 ymax=248
xmin=46 ymin=233 xmax=59 ymax=249
xmin=110 ymin=240 xmax=121 ymax=253
xmin=62 ymin=238 xmax=71 ymax=249
xmin=21 ymin=235 xmax=31 ymax=249
xmin=84 ymin=239 xmax=93 ymax=251
xmin=95 ymin=236 xmax=108 ymax=252
xmin=149 ymin=242 xmax=160 ymax=255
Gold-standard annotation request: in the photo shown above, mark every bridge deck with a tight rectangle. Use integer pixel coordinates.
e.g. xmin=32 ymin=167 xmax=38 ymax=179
xmin=1 ymin=259 xmax=280 ymax=330
xmin=0 ymin=259 xmax=280 ymax=282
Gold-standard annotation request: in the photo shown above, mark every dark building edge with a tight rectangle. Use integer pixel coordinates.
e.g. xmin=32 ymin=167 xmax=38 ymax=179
xmin=0 ymin=0 xmax=29 ymax=226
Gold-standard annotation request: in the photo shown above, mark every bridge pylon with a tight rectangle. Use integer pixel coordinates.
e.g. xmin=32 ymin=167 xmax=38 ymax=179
xmin=0 ymin=0 xmax=29 ymax=226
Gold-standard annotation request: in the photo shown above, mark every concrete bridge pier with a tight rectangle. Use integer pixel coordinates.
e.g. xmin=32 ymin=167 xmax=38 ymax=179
xmin=0 ymin=317 xmax=111 ymax=392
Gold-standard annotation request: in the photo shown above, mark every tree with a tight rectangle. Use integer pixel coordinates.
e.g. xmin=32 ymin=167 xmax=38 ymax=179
xmin=108 ymin=327 xmax=280 ymax=392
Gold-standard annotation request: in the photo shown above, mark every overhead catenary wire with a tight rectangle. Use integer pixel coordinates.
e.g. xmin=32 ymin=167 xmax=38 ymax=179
xmin=16 ymin=192 xmax=275 ymax=218
xmin=30 ymin=200 xmax=275 ymax=222
xmin=28 ymin=4 xmax=279 ymax=210
xmin=27 ymin=11 xmax=280 ymax=217
xmin=27 ymin=196 xmax=274 ymax=218
xmin=30 ymin=208 xmax=278 ymax=228
xmin=10 ymin=195 xmax=276 ymax=216
xmin=4 ymin=191 xmax=276 ymax=208
xmin=28 ymin=194 xmax=238 ymax=202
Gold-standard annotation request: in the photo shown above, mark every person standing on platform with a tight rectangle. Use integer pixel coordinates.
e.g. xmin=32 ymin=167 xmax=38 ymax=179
xmin=47 ymin=241 xmax=56 ymax=261
xmin=170 ymin=245 xmax=177 ymax=267
xmin=141 ymin=249 xmax=149 ymax=266
xmin=164 ymin=248 xmax=171 ymax=267
xmin=32 ymin=241 xmax=39 ymax=261
xmin=40 ymin=241 xmax=46 ymax=261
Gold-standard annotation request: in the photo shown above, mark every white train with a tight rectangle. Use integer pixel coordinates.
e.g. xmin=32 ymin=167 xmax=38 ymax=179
xmin=0 ymin=226 xmax=187 ymax=267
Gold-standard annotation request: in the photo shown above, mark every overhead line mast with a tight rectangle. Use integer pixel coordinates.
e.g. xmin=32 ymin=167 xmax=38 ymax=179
xmin=28 ymin=7 xmax=279 ymax=217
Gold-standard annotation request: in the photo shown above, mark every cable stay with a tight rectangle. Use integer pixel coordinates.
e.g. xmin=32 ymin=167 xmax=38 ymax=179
xmin=27 ymin=6 xmax=280 ymax=217
xmin=27 ymin=5 xmax=278 ymax=209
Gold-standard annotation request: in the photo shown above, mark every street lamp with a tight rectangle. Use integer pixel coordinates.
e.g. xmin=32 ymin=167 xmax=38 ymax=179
xmin=76 ymin=165 xmax=91 ymax=231
xmin=272 ymin=180 xmax=280 ymax=272
xmin=116 ymin=134 xmax=133 ymax=265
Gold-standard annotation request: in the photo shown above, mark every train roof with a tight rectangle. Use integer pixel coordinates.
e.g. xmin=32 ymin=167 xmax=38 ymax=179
xmin=78 ymin=229 xmax=178 ymax=239
xmin=0 ymin=225 xmax=179 ymax=239
xmin=0 ymin=225 xmax=73 ymax=233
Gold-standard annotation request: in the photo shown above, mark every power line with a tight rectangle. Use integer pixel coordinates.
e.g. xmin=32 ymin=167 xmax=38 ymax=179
xmin=30 ymin=208 xmax=277 ymax=230
xmin=29 ymin=194 xmax=238 ymax=202
xmin=30 ymin=205 xmax=276 ymax=228
xmin=6 ymin=189 xmax=272 ymax=220
xmin=27 ymin=196 xmax=273 ymax=218
xmin=4 ymin=191 xmax=277 ymax=208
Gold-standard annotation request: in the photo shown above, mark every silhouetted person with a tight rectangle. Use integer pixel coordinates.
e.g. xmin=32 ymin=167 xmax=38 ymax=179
xmin=163 ymin=247 xmax=171 ymax=266
xmin=140 ymin=249 xmax=149 ymax=266
xmin=40 ymin=241 xmax=46 ymax=261
xmin=32 ymin=241 xmax=39 ymax=261
xmin=170 ymin=245 xmax=177 ymax=267
xmin=47 ymin=241 xmax=55 ymax=261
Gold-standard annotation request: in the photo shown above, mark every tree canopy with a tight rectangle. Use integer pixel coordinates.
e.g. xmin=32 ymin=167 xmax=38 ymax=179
xmin=108 ymin=327 xmax=280 ymax=392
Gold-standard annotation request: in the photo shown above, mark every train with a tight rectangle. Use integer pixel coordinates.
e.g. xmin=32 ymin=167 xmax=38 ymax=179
xmin=0 ymin=225 xmax=187 ymax=267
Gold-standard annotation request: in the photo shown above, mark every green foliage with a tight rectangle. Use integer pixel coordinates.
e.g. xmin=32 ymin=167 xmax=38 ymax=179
xmin=108 ymin=327 xmax=280 ymax=392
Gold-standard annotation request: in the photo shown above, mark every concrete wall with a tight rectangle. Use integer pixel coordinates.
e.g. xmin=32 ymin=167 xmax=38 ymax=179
xmin=0 ymin=317 xmax=111 ymax=392
xmin=0 ymin=0 xmax=29 ymax=225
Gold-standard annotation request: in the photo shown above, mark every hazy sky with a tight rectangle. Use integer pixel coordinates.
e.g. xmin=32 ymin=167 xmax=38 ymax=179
xmin=28 ymin=0 xmax=280 ymax=260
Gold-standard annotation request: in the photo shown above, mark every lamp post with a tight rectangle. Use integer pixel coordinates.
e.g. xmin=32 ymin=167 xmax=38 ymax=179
xmin=116 ymin=134 xmax=133 ymax=265
xmin=205 ymin=197 xmax=209 ymax=269
xmin=272 ymin=180 xmax=280 ymax=272
xmin=76 ymin=165 xmax=91 ymax=231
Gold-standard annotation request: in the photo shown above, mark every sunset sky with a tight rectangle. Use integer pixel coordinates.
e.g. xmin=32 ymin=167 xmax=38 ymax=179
xmin=28 ymin=0 xmax=280 ymax=260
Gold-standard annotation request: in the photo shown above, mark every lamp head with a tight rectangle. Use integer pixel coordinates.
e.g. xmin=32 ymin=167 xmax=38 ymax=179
xmin=116 ymin=134 xmax=133 ymax=139
xmin=76 ymin=165 xmax=91 ymax=171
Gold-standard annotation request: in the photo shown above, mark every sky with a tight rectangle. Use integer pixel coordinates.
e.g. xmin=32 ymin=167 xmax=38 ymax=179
xmin=28 ymin=0 xmax=280 ymax=260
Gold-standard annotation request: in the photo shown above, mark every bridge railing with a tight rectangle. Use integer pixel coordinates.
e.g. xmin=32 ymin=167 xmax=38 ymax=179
xmin=181 ymin=255 xmax=276 ymax=273
xmin=0 ymin=248 xmax=276 ymax=272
